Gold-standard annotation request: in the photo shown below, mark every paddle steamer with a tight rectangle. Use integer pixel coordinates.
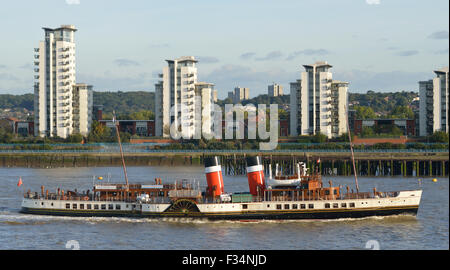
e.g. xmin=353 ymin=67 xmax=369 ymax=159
xmin=20 ymin=114 xmax=422 ymax=220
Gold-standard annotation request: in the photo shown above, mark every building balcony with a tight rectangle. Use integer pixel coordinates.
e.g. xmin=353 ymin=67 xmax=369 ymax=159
xmin=34 ymin=61 xmax=39 ymax=66
xmin=34 ymin=48 xmax=39 ymax=52
xmin=34 ymin=68 xmax=39 ymax=72
xmin=34 ymin=75 xmax=40 ymax=79
xmin=34 ymin=55 xmax=39 ymax=59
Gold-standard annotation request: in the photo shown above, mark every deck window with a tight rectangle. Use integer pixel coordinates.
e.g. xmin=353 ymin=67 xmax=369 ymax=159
xmin=300 ymin=204 xmax=306 ymax=209
xmin=87 ymin=204 xmax=91 ymax=210
xmin=276 ymin=204 xmax=282 ymax=210
xmin=80 ymin=204 xmax=84 ymax=210
xmin=101 ymin=204 xmax=106 ymax=210
xmin=349 ymin=203 xmax=355 ymax=208
xmin=341 ymin=203 xmax=347 ymax=208
xmin=325 ymin=203 xmax=330 ymax=209
xmin=292 ymin=204 xmax=298 ymax=210
xmin=94 ymin=204 xmax=99 ymax=210
xmin=72 ymin=204 xmax=77 ymax=209
xmin=116 ymin=204 xmax=121 ymax=210
xmin=66 ymin=203 xmax=70 ymax=209
xmin=333 ymin=203 xmax=339 ymax=208
xmin=108 ymin=204 xmax=113 ymax=210
xmin=242 ymin=204 xmax=248 ymax=209
xmin=284 ymin=204 xmax=290 ymax=210
xmin=308 ymin=204 xmax=314 ymax=209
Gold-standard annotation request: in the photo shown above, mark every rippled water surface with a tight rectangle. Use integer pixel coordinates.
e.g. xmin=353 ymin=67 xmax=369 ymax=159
xmin=0 ymin=166 xmax=448 ymax=250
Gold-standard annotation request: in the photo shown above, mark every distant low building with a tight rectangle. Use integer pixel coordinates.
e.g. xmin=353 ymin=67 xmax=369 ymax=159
xmin=268 ymin=83 xmax=283 ymax=97
xmin=0 ymin=117 xmax=34 ymax=136
xmin=228 ymin=87 xmax=249 ymax=103
xmin=99 ymin=120 xmax=155 ymax=137
xmin=353 ymin=118 xmax=416 ymax=136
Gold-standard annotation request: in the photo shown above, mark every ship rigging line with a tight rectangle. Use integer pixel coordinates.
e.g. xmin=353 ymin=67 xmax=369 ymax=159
xmin=113 ymin=111 xmax=129 ymax=190
xmin=345 ymin=106 xmax=359 ymax=193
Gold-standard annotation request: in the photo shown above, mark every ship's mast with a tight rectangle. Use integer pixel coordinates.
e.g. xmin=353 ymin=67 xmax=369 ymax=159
xmin=345 ymin=106 xmax=359 ymax=193
xmin=113 ymin=111 xmax=129 ymax=189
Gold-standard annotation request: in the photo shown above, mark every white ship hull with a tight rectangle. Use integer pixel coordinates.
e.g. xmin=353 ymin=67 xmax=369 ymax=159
xmin=20 ymin=190 xmax=422 ymax=220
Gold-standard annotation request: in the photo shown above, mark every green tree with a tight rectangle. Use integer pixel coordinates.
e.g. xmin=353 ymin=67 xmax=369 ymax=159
xmin=354 ymin=105 xmax=376 ymax=119
xmin=428 ymin=131 xmax=449 ymax=143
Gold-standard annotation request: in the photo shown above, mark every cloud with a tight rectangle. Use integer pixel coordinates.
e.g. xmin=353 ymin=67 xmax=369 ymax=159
xmin=255 ymin=51 xmax=283 ymax=61
xmin=77 ymin=71 xmax=155 ymax=91
xmin=395 ymin=50 xmax=419 ymax=56
xmin=19 ymin=63 xmax=32 ymax=69
xmin=113 ymin=59 xmax=140 ymax=67
xmin=240 ymin=52 xmax=256 ymax=60
xmin=65 ymin=0 xmax=80 ymax=5
xmin=196 ymin=56 xmax=220 ymax=64
xmin=366 ymin=0 xmax=380 ymax=4
xmin=435 ymin=48 xmax=449 ymax=55
xmin=149 ymin=43 xmax=170 ymax=48
xmin=428 ymin=31 xmax=449 ymax=40
xmin=0 ymin=73 xmax=20 ymax=81
xmin=286 ymin=49 xmax=330 ymax=60
xmin=335 ymin=69 xmax=430 ymax=92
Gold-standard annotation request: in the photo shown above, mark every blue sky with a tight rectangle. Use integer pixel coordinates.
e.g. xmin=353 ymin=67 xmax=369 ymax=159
xmin=0 ymin=0 xmax=448 ymax=98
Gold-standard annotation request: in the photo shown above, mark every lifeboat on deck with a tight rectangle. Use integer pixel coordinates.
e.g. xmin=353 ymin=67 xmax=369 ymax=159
xmin=266 ymin=162 xmax=307 ymax=188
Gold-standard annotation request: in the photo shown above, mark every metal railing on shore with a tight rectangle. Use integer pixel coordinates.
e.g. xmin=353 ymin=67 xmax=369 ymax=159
xmin=2 ymin=148 xmax=449 ymax=154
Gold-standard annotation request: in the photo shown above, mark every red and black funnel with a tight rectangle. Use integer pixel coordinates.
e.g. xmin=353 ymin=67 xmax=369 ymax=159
xmin=246 ymin=156 xmax=265 ymax=196
xmin=204 ymin=156 xmax=224 ymax=197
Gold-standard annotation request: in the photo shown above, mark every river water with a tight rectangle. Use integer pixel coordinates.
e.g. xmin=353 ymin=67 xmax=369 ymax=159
xmin=0 ymin=166 xmax=447 ymax=250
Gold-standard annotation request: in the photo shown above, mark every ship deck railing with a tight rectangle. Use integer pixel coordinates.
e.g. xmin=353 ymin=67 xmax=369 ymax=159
xmin=24 ymin=191 xmax=400 ymax=203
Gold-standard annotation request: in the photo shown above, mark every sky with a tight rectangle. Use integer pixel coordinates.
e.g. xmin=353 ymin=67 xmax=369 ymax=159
xmin=0 ymin=0 xmax=448 ymax=98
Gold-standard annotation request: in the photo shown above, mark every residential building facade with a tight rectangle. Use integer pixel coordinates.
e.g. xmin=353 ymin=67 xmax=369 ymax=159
xmin=33 ymin=25 xmax=92 ymax=138
xmin=289 ymin=61 xmax=348 ymax=138
xmin=228 ymin=87 xmax=249 ymax=103
xmin=268 ymin=83 xmax=283 ymax=97
xmin=419 ymin=67 xmax=449 ymax=136
xmin=154 ymin=56 xmax=215 ymax=138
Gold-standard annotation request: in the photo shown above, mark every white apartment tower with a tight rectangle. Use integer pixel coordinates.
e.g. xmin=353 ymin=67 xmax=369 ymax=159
xmin=155 ymin=56 xmax=215 ymax=138
xmin=419 ymin=67 xmax=449 ymax=136
xmin=290 ymin=61 xmax=348 ymax=138
xmin=34 ymin=25 xmax=92 ymax=138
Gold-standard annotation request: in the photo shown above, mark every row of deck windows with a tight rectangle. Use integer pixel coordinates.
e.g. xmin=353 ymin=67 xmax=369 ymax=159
xmin=65 ymin=203 xmax=127 ymax=210
xmin=270 ymin=202 xmax=356 ymax=210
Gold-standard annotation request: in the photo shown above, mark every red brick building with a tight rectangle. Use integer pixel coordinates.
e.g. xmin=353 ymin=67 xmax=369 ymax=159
xmin=353 ymin=118 xmax=416 ymax=136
